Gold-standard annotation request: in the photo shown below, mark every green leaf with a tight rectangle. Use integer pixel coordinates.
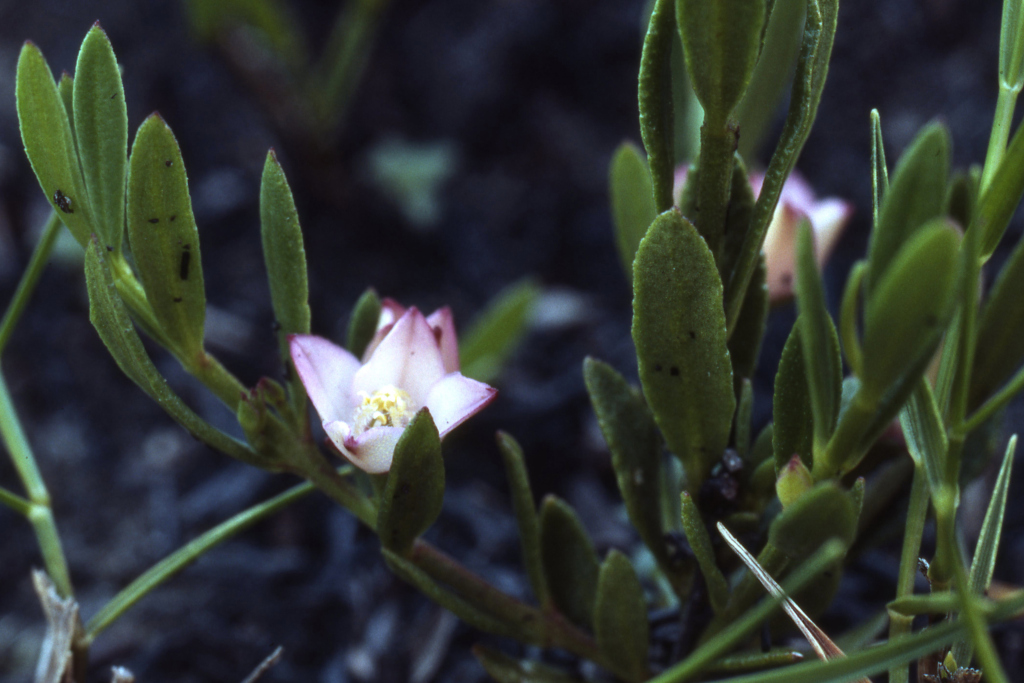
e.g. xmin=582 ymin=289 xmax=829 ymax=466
xmin=638 ymin=0 xmax=677 ymax=212
xmin=735 ymin=378 xmax=754 ymax=459
xmin=609 ymin=142 xmax=657 ymax=281
xmin=899 ymin=380 xmax=947 ymax=497
xmin=866 ymin=122 xmax=950 ymax=294
xmin=16 ymin=41 xmax=94 ymax=245
xmin=971 ymin=227 xmax=1024 ymax=408
xmin=724 ymin=0 xmax=838 ymax=333
xmin=260 ymin=150 xmax=311 ymax=341
xmin=74 ymin=23 xmax=128 ymax=255
xmin=595 ymin=551 xmax=650 ymax=683
xmin=795 ymin=220 xmax=842 ymax=458
xmin=870 ymin=108 xmax=889 ymax=232
xmin=861 ymin=220 xmax=961 ymax=403
xmin=472 ymin=645 xmax=578 ymax=683
xmin=976 ymin=109 xmax=1024 ymax=259
xmin=767 ymin=481 xmax=857 ymax=559
xmin=539 ymin=495 xmax=600 ymax=630
xmin=57 ymin=73 xmax=74 ymax=143
xmin=679 ymin=492 xmax=730 ymax=613
xmin=720 ymin=159 xmax=758 ymax=299
xmin=495 ymin=431 xmax=548 ymax=606
xmin=83 ymin=238 xmax=259 ymax=465
xmin=126 ymin=114 xmax=206 ymax=361
xmin=377 ymin=409 xmax=444 ymax=556
xmin=772 ymin=325 xmax=813 ymax=471
xmin=945 ymin=167 xmax=979 ymax=231
xmin=345 ymin=287 xmax=382 ymax=358
xmin=584 ymin=358 xmax=683 ymax=595
xmin=734 ymin=0 xmax=806 ymax=160
xmin=632 ymin=211 xmax=734 ymax=488
xmin=838 ymin=259 xmax=866 ymax=376
xmin=952 ymin=434 xmax=1017 ymax=667
xmin=676 ymin=0 xmax=765 ymax=123
xmin=459 ymin=278 xmax=540 ymax=383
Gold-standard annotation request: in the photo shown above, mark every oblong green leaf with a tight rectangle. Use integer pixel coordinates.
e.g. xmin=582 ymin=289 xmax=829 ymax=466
xmin=839 ymin=259 xmax=866 ymax=376
xmin=870 ymin=109 xmax=889 ymax=231
xmin=584 ymin=358 xmax=677 ymax=589
xmin=74 ymin=23 xmax=128 ymax=255
xmin=126 ymin=114 xmax=206 ymax=360
xmin=866 ymin=122 xmax=950 ymax=294
xmin=728 ymin=257 xmax=768 ymax=393
xmin=539 ymin=495 xmax=600 ymax=630
xmin=977 ymin=112 xmax=1024 ymax=258
xmin=496 ymin=431 xmax=547 ymax=606
xmin=773 ymin=325 xmax=813 ymax=471
xmin=83 ymin=238 xmax=259 ymax=465
xmin=899 ymin=380 xmax=947 ymax=496
xmin=459 ymin=278 xmax=540 ymax=383
xmin=971 ymin=227 xmax=1024 ymax=408
xmin=632 ymin=210 xmax=734 ymax=488
xmin=676 ymin=0 xmax=765 ymax=122
xmin=795 ymin=220 xmax=842 ymax=457
xmin=260 ymin=150 xmax=310 ymax=339
xmin=861 ymin=220 xmax=961 ymax=403
xmin=595 ymin=551 xmax=650 ymax=683
xmin=609 ymin=142 xmax=657 ymax=281
xmin=768 ymin=481 xmax=857 ymax=559
xmin=638 ymin=0 xmax=677 ymax=212
xmin=377 ymin=409 xmax=444 ymax=556
xmin=345 ymin=287 xmax=381 ymax=358
xmin=16 ymin=42 xmax=94 ymax=244
xmin=680 ymin=492 xmax=730 ymax=613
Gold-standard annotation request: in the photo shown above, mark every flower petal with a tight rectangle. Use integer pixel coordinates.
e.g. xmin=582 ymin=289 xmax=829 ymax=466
xmin=353 ymin=307 xmax=446 ymax=404
xmin=290 ymin=334 xmax=361 ymax=422
xmin=809 ymin=198 xmax=853 ymax=266
xmin=426 ymin=306 xmax=460 ymax=373
xmin=425 ymin=373 xmax=498 ymax=438
xmin=344 ymin=425 xmax=405 ymax=473
xmin=361 ymin=298 xmax=407 ymax=362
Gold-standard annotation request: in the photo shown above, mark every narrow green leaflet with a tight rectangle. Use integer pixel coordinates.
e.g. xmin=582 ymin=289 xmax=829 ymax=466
xmin=945 ymin=168 xmax=978 ymax=231
xmin=633 ymin=211 xmax=734 ymax=488
xmin=73 ymin=24 xmax=128 ymax=255
xmin=459 ymin=278 xmax=539 ymax=383
xmin=971 ymin=229 xmax=1024 ymax=407
xmin=594 ymin=551 xmax=650 ymax=683
xmin=584 ymin=358 xmax=678 ymax=592
xmin=680 ymin=492 xmax=730 ymax=613
xmin=16 ymin=42 xmax=94 ymax=244
xmin=735 ymin=378 xmax=754 ymax=459
xmin=865 ymin=122 xmax=949 ymax=294
xmin=870 ymin=109 xmax=888 ymax=231
xmin=377 ymin=409 xmax=444 ymax=556
xmin=720 ymin=159 xmax=757 ymax=297
xmin=838 ymin=260 xmax=865 ymax=376
xmin=496 ymin=431 xmax=548 ymax=606
xmin=345 ymin=287 xmax=382 ymax=358
xmin=676 ymin=0 xmax=765 ymax=123
xmin=126 ymin=114 xmax=207 ymax=361
xmin=539 ymin=496 xmax=600 ymax=630
xmin=1001 ymin=0 xmax=1024 ymax=92
xmin=638 ymin=0 xmax=677 ymax=212
xmin=57 ymin=74 xmax=74 ymax=144
xmin=951 ymin=435 xmax=1017 ymax=666
xmin=260 ymin=150 xmax=311 ymax=339
xmin=899 ymin=380 xmax=947 ymax=497
xmin=83 ymin=238 xmax=259 ymax=465
xmin=609 ymin=142 xmax=657 ymax=281
xmin=773 ymin=326 xmax=813 ymax=471
xmin=795 ymin=221 xmax=842 ymax=458
xmin=861 ymin=220 xmax=961 ymax=403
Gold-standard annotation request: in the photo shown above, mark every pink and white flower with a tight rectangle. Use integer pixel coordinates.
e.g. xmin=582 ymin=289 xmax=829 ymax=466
xmin=290 ymin=303 xmax=496 ymax=473
xmin=674 ymin=167 xmax=852 ymax=303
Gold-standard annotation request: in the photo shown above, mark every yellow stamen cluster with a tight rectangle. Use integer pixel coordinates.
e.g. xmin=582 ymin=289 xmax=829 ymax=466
xmin=352 ymin=385 xmax=413 ymax=434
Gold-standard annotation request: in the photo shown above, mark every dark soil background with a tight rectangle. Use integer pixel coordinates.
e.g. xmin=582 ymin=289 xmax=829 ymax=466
xmin=1 ymin=0 xmax=1023 ymax=681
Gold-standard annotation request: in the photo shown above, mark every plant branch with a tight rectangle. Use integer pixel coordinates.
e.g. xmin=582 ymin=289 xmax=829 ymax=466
xmin=0 ymin=211 xmax=62 ymax=355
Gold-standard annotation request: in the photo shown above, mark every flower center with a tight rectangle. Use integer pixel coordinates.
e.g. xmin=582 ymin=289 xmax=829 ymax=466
xmin=352 ymin=385 xmax=413 ymax=434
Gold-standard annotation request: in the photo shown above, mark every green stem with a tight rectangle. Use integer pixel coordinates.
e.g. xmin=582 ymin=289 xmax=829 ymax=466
xmin=83 ymin=471 xmax=347 ymax=641
xmin=299 ymin=445 xmax=378 ymax=527
xmin=959 ymin=363 xmax=1024 ymax=435
xmin=0 ymin=211 xmax=62 ymax=355
xmin=0 ymin=371 xmax=72 ymax=597
xmin=0 ymin=484 xmax=31 ymax=515
xmin=191 ymin=351 xmax=248 ymax=412
xmin=694 ymin=121 xmax=736 ymax=259
xmin=887 ymin=465 xmax=929 ymax=683
xmin=980 ymin=85 xmax=1019 ymax=194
